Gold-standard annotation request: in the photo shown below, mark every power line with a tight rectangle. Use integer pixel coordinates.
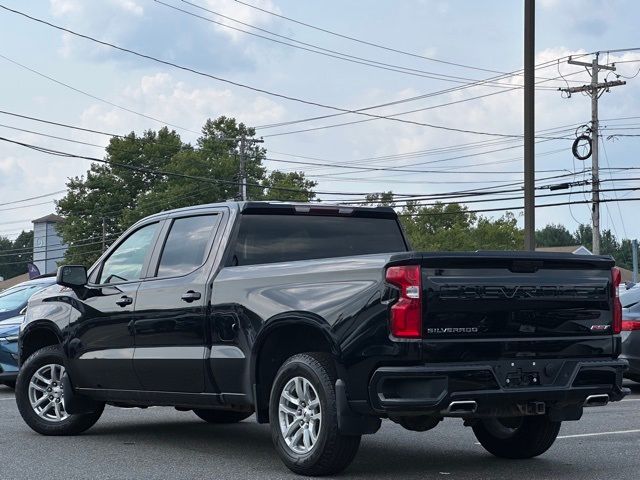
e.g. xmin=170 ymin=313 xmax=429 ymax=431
xmin=257 ymin=69 xmax=588 ymax=137
xmin=161 ymin=0 xmax=562 ymax=90
xmin=0 ymin=4 xmax=569 ymax=140
xmin=0 ymin=249 xmax=104 ymax=267
xmin=254 ymin=55 xmax=589 ymax=132
xmin=0 ymin=199 xmax=60 ymax=213
xmin=0 ymin=235 xmax=121 ymax=258
xmin=0 ymin=53 xmax=200 ymax=135
xmin=0 ymin=190 xmax=66 ymax=207
xmin=300 ymin=140 xmax=570 ymax=179
xmin=0 ymin=109 xmax=122 ymax=137
xmin=0 ymin=135 xmax=418 ymax=198
xmin=0 ymin=122 xmax=106 ymax=148
xmin=256 ymin=69 xmax=586 ymax=135
xmin=347 ymin=186 xmax=640 ymax=208
xmin=233 ymin=0 xmax=588 ymax=83
xmin=398 ymin=196 xmax=640 ymax=217
xmin=0 ymin=134 xmax=604 ymax=201
xmin=600 ymin=139 xmax=628 ymax=239
xmin=267 ymin=124 xmax=582 ymax=174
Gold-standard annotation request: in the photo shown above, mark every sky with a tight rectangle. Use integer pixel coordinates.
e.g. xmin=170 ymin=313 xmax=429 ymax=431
xmin=1 ymin=0 xmax=640 ymax=244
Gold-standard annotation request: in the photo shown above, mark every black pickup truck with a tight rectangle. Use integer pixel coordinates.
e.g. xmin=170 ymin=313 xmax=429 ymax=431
xmin=16 ymin=202 xmax=628 ymax=475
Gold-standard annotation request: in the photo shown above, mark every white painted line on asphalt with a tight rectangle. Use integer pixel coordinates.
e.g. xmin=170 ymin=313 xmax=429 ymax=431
xmin=0 ymin=397 xmax=15 ymax=401
xmin=621 ymin=398 xmax=640 ymax=402
xmin=558 ymin=429 xmax=640 ymax=439
xmin=473 ymin=428 xmax=640 ymax=446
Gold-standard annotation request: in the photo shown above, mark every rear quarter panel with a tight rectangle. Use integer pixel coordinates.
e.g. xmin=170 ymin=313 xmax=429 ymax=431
xmin=210 ymin=253 xmax=421 ymax=400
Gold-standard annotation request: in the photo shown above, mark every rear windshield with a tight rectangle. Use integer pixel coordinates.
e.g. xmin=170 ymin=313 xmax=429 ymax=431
xmin=231 ymin=214 xmax=407 ymax=266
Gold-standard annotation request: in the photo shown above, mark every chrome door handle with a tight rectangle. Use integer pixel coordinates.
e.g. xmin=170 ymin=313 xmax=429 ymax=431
xmin=181 ymin=290 xmax=202 ymax=303
xmin=116 ymin=295 xmax=133 ymax=307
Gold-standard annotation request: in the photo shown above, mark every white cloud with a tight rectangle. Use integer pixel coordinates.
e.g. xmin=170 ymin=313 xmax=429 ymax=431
xmin=110 ymin=0 xmax=144 ymax=16
xmin=202 ymin=0 xmax=281 ymax=42
xmin=49 ymin=0 xmax=82 ymax=16
xmin=80 ymin=72 xmax=286 ymax=141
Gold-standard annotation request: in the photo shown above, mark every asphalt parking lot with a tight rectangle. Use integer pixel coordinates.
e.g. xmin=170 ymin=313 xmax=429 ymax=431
xmin=1 ymin=383 xmax=639 ymax=480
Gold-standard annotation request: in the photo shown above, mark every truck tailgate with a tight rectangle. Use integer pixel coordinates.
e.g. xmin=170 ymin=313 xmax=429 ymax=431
xmin=415 ymin=252 xmax=618 ymax=360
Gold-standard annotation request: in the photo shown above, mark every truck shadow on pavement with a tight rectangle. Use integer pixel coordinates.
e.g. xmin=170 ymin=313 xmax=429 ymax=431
xmin=84 ymin=415 xmax=585 ymax=479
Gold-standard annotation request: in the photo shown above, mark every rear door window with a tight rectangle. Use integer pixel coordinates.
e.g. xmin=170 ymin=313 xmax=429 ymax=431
xmin=156 ymin=214 xmax=219 ymax=277
xmin=232 ymin=214 xmax=407 ymax=266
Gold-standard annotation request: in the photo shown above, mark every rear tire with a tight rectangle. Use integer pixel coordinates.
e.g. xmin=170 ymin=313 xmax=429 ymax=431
xmin=15 ymin=345 xmax=104 ymax=436
xmin=193 ymin=409 xmax=252 ymax=423
xmin=269 ymin=353 xmax=361 ymax=476
xmin=3 ymin=380 xmax=16 ymax=389
xmin=473 ymin=416 xmax=561 ymax=459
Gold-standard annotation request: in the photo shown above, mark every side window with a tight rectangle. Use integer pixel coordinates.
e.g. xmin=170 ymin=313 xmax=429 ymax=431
xmin=156 ymin=215 xmax=219 ymax=277
xmin=99 ymin=223 xmax=158 ymax=284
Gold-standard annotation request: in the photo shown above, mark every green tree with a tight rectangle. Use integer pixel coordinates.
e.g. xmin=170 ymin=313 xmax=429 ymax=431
xmin=56 ymin=117 xmax=316 ymax=266
xmin=472 ymin=212 xmax=524 ymax=251
xmin=400 ymin=202 xmax=476 ymax=251
xmin=56 ymin=127 xmax=184 ymax=265
xmin=398 ymin=201 xmax=523 ymax=251
xmin=573 ymin=224 xmax=593 ymax=250
xmin=363 ymin=191 xmax=395 ymax=207
xmin=0 ymin=230 xmax=34 ymax=280
xmin=262 ymin=171 xmax=317 ymax=202
xmin=535 ymin=224 xmax=575 ymax=247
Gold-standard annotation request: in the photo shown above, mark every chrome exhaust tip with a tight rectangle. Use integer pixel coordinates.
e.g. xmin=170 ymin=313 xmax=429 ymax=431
xmin=584 ymin=394 xmax=609 ymax=407
xmin=446 ymin=400 xmax=478 ymax=415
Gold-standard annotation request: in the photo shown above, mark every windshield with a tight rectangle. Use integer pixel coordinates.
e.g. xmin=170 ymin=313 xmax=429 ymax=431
xmin=0 ymin=285 xmax=45 ymax=312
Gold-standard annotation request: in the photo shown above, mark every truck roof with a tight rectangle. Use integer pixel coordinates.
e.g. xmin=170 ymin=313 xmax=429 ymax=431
xmin=148 ymin=201 xmax=398 ymax=220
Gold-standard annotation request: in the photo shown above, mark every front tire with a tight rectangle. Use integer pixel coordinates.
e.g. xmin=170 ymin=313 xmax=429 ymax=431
xmin=473 ymin=416 xmax=561 ymax=459
xmin=15 ymin=345 xmax=104 ymax=436
xmin=269 ymin=353 xmax=361 ymax=476
xmin=193 ymin=409 xmax=252 ymax=423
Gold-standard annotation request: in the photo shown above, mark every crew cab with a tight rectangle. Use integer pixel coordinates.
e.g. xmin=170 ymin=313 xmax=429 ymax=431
xmin=16 ymin=202 xmax=628 ymax=475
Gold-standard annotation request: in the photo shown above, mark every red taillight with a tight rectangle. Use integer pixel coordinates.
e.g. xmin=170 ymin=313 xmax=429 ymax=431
xmin=612 ymin=267 xmax=622 ymax=334
xmin=622 ymin=320 xmax=640 ymax=331
xmin=386 ymin=265 xmax=422 ymax=338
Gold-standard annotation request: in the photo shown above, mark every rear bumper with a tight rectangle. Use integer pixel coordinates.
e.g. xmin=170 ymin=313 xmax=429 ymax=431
xmin=367 ymin=358 xmax=628 ymax=420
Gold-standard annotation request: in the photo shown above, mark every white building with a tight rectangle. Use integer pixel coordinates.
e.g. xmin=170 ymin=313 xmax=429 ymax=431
xmin=32 ymin=214 xmax=67 ymax=275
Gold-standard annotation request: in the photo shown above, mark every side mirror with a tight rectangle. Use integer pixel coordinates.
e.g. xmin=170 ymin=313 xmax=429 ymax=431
xmin=56 ymin=265 xmax=88 ymax=288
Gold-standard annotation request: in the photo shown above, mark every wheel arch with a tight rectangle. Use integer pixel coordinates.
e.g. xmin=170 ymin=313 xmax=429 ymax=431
xmin=250 ymin=312 xmax=342 ymax=423
xmin=19 ymin=320 xmax=63 ymax=365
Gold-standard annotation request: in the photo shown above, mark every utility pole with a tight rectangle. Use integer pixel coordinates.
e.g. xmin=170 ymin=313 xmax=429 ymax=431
xmin=559 ymin=53 xmax=625 ymax=254
xmin=239 ymin=136 xmax=247 ymax=201
xmin=220 ymin=135 xmax=264 ymax=201
xmin=101 ymin=218 xmax=106 ymax=252
xmin=523 ymin=0 xmax=535 ymax=251
xmin=633 ymin=239 xmax=638 ymax=283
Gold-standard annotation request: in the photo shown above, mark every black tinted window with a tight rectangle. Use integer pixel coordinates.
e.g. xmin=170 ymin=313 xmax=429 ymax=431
xmin=157 ymin=215 xmax=218 ymax=277
xmin=233 ymin=214 xmax=407 ymax=266
xmin=100 ymin=223 xmax=158 ymax=284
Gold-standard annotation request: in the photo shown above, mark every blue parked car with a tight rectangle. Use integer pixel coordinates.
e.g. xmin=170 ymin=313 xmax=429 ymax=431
xmin=0 ymin=276 xmax=56 ymax=388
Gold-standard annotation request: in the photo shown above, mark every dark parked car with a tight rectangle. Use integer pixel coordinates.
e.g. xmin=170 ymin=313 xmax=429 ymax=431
xmin=621 ymin=301 xmax=640 ymax=382
xmin=16 ymin=202 xmax=628 ymax=475
xmin=0 ymin=316 xmax=22 ymax=388
xmin=0 ymin=276 xmax=56 ymax=388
